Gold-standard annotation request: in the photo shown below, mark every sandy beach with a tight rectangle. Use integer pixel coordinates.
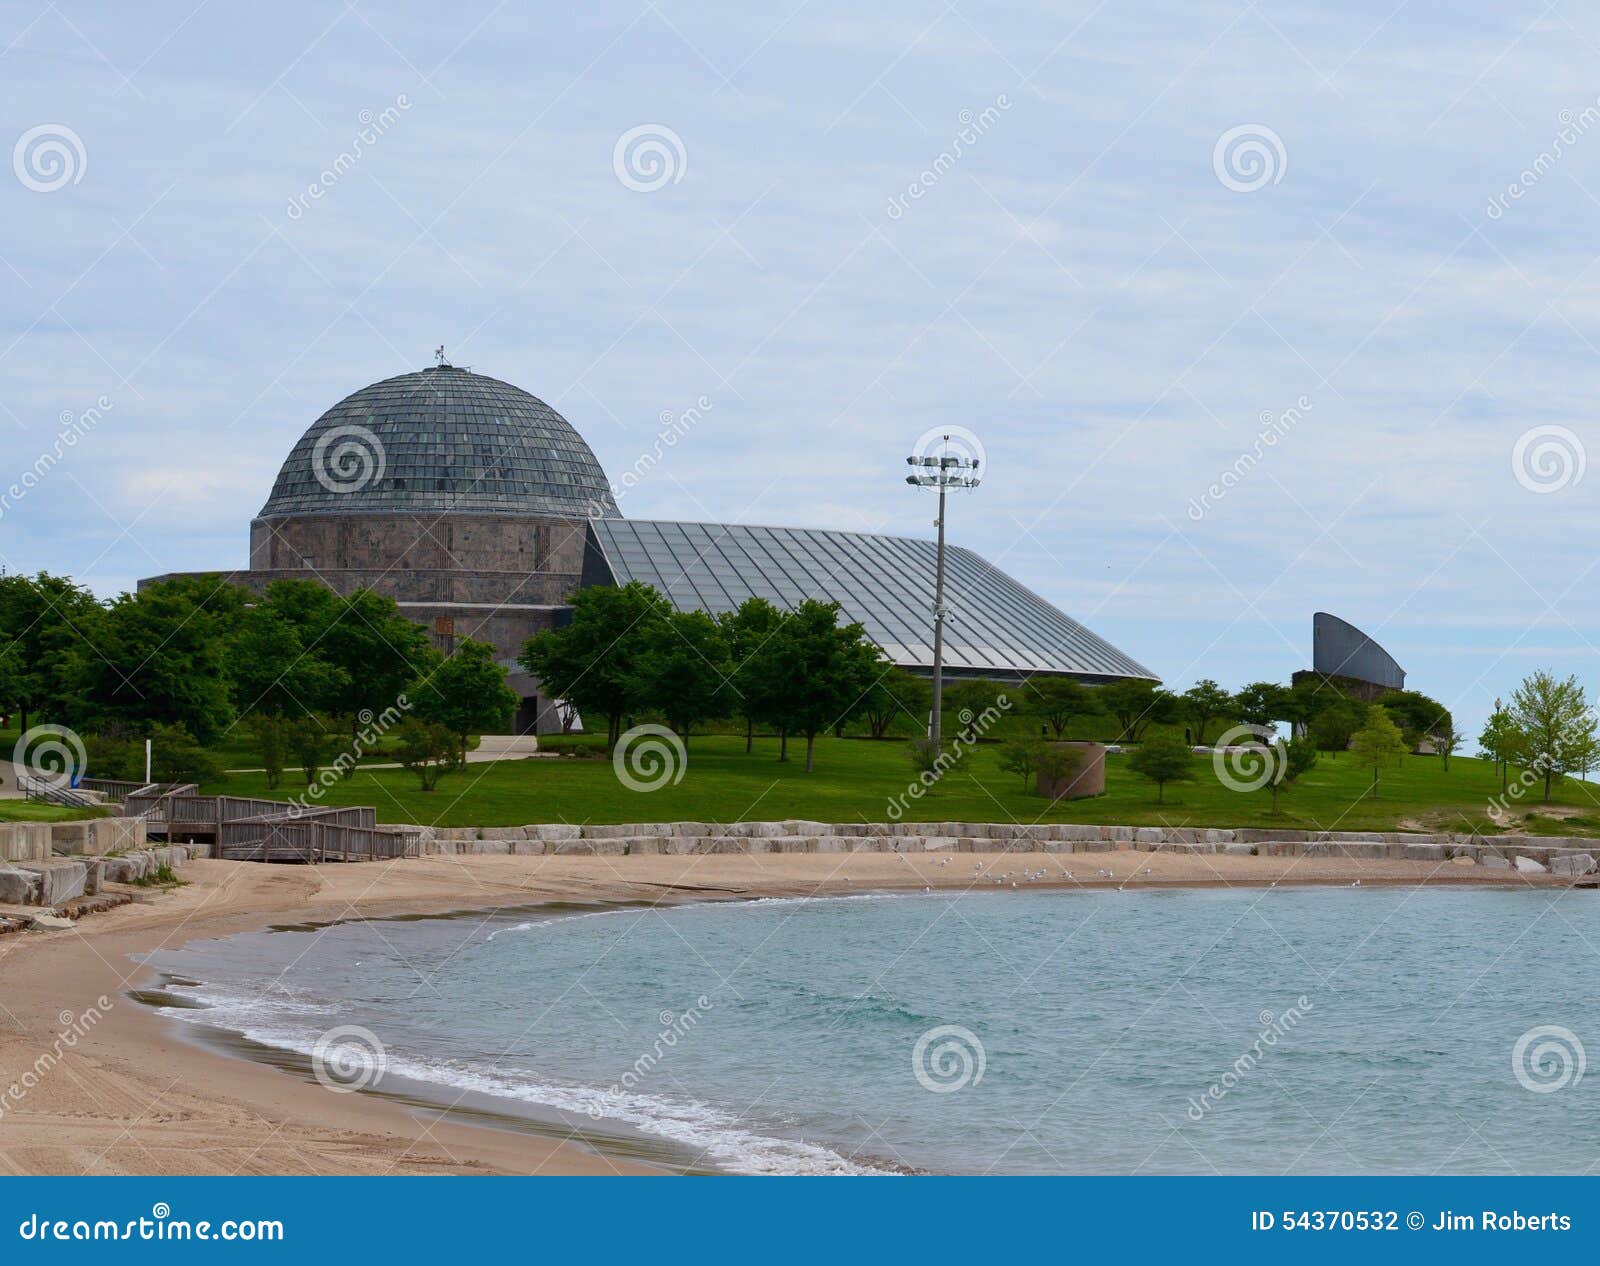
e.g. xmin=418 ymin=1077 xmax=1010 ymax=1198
xmin=0 ymin=849 xmax=1563 ymax=1177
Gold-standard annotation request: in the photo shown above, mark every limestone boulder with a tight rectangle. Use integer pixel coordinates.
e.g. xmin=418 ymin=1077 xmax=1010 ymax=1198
xmin=1551 ymin=853 xmax=1597 ymax=877
xmin=0 ymin=866 xmax=42 ymax=904
xmin=1514 ymin=855 xmax=1549 ymax=874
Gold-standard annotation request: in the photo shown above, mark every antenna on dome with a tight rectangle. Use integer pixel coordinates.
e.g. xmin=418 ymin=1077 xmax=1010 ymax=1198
xmin=434 ymin=345 xmax=451 ymax=368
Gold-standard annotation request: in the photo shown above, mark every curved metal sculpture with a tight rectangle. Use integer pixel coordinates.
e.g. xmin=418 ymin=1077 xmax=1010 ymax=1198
xmin=1312 ymin=612 xmax=1405 ymax=690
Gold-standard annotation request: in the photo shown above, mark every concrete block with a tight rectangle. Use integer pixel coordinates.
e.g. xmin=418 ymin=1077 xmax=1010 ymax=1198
xmin=1480 ymin=854 xmax=1511 ymax=870
xmin=0 ymin=866 xmax=42 ymax=904
xmin=15 ymin=860 xmax=87 ymax=906
xmin=529 ymin=823 xmax=582 ymax=842
xmin=1403 ymin=844 xmax=1446 ymax=861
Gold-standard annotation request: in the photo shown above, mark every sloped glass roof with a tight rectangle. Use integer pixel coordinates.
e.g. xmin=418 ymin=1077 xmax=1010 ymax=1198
xmin=586 ymin=518 xmax=1156 ymax=681
xmin=258 ymin=366 xmax=619 ymax=519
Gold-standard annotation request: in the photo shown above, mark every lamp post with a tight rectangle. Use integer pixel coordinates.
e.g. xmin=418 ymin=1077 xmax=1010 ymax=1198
xmin=906 ymin=437 xmax=981 ymax=748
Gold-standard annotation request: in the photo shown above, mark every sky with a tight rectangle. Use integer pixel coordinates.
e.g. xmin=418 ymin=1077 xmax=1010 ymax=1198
xmin=3 ymin=0 xmax=1599 ymax=742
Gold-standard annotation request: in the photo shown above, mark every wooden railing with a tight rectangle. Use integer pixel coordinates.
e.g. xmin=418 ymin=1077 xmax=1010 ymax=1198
xmin=124 ymin=788 xmax=408 ymax=863
xmin=79 ymin=777 xmax=150 ymax=802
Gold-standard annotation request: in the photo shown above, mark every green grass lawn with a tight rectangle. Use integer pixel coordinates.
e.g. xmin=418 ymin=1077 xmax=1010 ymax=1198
xmin=0 ymin=800 xmax=110 ymax=822
xmin=196 ymin=735 xmax=1600 ymax=834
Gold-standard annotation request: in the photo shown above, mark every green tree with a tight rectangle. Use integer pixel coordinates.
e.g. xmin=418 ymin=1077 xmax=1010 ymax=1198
xmin=942 ymin=678 xmax=1010 ymax=743
xmin=395 ymin=717 xmax=456 ymax=791
xmin=1264 ymin=735 xmax=1318 ymax=814
xmin=629 ymin=610 xmax=731 ymax=743
xmin=76 ymin=577 xmax=243 ymax=744
xmin=1478 ymin=702 xmax=1521 ymax=793
xmin=1036 ymin=743 xmax=1086 ymax=798
xmin=1508 ymin=670 xmax=1598 ymax=802
xmin=411 ymin=638 xmax=518 ymax=764
xmin=250 ymin=713 xmax=288 ymax=790
xmin=1099 ymin=679 xmax=1174 ymax=742
xmin=0 ymin=571 xmax=105 ymax=733
xmin=319 ymin=589 xmax=441 ymax=742
xmin=1024 ymin=676 xmax=1102 ymax=740
xmin=288 ymin=716 xmax=328 ymax=786
xmin=228 ymin=604 xmax=347 ymax=719
xmin=717 ymin=598 xmax=787 ymax=751
xmin=1308 ymin=698 xmax=1362 ymax=755
xmin=1178 ymin=678 xmax=1233 ymax=745
xmin=998 ymin=737 xmax=1045 ymax=789
xmin=750 ymin=600 xmax=881 ymax=773
xmin=1435 ymin=719 xmax=1461 ymax=772
xmin=1233 ymin=681 xmax=1287 ymax=730
xmin=519 ymin=582 xmax=671 ymax=748
xmin=1350 ymin=706 xmax=1408 ymax=799
xmin=1376 ymin=689 xmax=1453 ymax=753
xmin=148 ymin=722 xmax=224 ymax=785
xmin=1127 ymin=731 xmax=1195 ymax=802
xmin=859 ymin=665 xmax=930 ymax=740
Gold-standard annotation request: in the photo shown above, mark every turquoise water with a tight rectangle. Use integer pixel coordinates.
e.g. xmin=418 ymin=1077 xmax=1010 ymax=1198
xmin=143 ymin=887 xmax=1599 ymax=1174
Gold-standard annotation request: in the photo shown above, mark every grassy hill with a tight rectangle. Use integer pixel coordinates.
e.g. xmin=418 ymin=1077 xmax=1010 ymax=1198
xmin=196 ymin=735 xmax=1600 ymax=834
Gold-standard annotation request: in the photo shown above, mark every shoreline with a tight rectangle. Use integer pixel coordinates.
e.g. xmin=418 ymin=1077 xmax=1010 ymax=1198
xmin=0 ymin=850 xmax=1572 ymax=1177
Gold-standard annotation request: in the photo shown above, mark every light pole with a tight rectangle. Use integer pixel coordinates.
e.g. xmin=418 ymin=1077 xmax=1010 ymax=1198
xmin=906 ymin=437 xmax=981 ymax=748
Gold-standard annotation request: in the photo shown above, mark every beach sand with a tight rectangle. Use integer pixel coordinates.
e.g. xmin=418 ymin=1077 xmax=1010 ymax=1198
xmin=0 ymin=849 xmax=1560 ymax=1176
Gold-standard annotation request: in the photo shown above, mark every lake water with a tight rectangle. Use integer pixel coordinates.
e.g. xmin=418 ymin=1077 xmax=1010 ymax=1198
xmin=141 ymin=886 xmax=1599 ymax=1174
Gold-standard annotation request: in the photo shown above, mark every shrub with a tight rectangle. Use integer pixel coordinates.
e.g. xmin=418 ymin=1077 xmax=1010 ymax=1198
xmin=149 ymin=722 xmax=224 ymax=785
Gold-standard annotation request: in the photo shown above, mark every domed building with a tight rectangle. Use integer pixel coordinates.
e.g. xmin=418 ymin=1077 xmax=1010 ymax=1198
xmin=146 ymin=361 xmax=1155 ymax=732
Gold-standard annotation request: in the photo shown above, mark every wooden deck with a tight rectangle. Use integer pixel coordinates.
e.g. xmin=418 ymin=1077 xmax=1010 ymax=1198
xmin=122 ymin=787 xmax=415 ymax=863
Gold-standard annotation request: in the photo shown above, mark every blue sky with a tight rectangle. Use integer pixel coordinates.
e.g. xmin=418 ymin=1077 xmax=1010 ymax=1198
xmin=3 ymin=1 xmax=1599 ymax=741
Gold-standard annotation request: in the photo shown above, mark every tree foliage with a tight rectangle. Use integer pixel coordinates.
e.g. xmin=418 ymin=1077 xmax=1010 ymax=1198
xmin=1099 ymin=679 xmax=1174 ymax=742
xmin=859 ymin=666 xmax=930 ymax=740
xmin=1126 ymin=731 xmax=1194 ymax=802
xmin=519 ymin=582 xmax=671 ymax=747
xmin=1507 ymin=671 xmax=1597 ymax=802
xmin=1350 ymin=706 xmax=1408 ymax=798
xmin=412 ymin=638 xmax=518 ymax=762
xmin=1178 ymin=678 xmax=1233 ymax=745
